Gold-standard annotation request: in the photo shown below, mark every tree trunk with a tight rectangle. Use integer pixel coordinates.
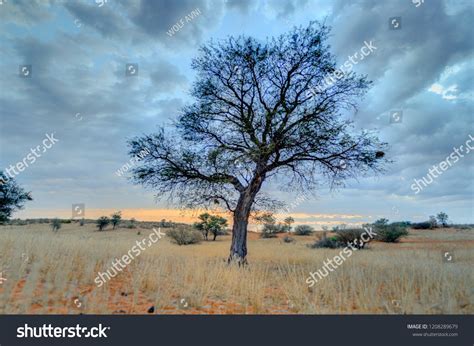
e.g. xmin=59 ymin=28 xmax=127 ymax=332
xmin=228 ymin=175 xmax=264 ymax=265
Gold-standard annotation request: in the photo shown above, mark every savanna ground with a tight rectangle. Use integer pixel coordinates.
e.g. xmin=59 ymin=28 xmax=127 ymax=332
xmin=0 ymin=223 xmax=472 ymax=314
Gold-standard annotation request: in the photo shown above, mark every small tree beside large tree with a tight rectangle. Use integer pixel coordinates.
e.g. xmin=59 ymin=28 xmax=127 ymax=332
xmin=128 ymin=22 xmax=387 ymax=264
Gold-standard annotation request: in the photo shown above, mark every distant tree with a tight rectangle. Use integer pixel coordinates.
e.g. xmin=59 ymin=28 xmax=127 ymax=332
xmin=208 ymin=215 xmax=228 ymax=241
xmin=436 ymin=212 xmax=449 ymax=228
xmin=96 ymin=216 xmax=110 ymax=231
xmin=429 ymin=215 xmax=438 ymax=229
xmin=194 ymin=213 xmax=211 ymax=240
xmin=51 ymin=218 xmax=61 ymax=232
xmin=128 ymin=22 xmax=387 ymax=263
xmin=283 ymin=216 xmax=295 ymax=233
xmin=194 ymin=213 xmax=228 ymax=241
xmin=111 ymin=211 xmax=122 ymax=230
xmin=0 ymin=172 xmax=32 ymax=223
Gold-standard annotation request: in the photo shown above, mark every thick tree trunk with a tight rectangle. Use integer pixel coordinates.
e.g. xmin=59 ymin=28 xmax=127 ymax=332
xmin=228 ymin=175 xmax=264 ymax=265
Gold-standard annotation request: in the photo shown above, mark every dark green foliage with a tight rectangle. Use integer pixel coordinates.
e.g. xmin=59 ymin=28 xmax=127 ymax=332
xmin=96 ymin=216 xmax=110 ymax=231
xmin=374 ymin=225 xmax=408 ymax=242
xmin=282 ymin=236 xmax=295 ymax=243
xmin=372 ymin=219 xmax=409 ymax=242
xmin=0 ymin=173 xmax=32 ymax=223
xmin=111 ymin=211 xmax=122 ymax=230
xmin=436 ymin=212 xmax=449 ymax=227
xmin=308 ymin=237 xmax=341 ymax=249
xmin=411 ymin=222 xmax=431 ymax=229
xmin=194 ymin=213 xmax=228 ymax=241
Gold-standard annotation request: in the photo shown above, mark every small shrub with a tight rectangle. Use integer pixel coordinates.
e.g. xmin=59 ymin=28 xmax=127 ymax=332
xmin=334 ymin=228 xmax=369 ymax=249
xmin=79 ymin=218 xmax=85 ymax=226
xmin=376 ymin=226 xmax=408 ymax=243
xmin=126 ymin=219 xmax=137 ymax=229
xmin=282 ymin=236 xmax=295 ymax=243
xmin=308 ymin=237 xmax=341 ymax=249
xmin=51 ymin=218 xmax=61 ymax=232
xmin=411 ymin=222 xmax=431 ymax=229
xmin=167 ymin=226 xmax=202 ymax=245
xmin=96 ymin=216 xmax=110 ymax=231
xmin=260 ymin=224 xmax=279 ymax=238
xmin=294 ymin=225 xmax=314 ymax=235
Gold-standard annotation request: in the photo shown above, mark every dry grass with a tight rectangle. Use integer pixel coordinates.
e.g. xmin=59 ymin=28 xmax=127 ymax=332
xmin=0 ymin=223 xmax=472 ymax=314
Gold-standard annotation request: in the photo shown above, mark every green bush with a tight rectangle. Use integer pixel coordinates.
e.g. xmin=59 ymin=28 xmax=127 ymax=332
xmin=167 ymin=226 xmax=202 ymax=245
xmin=308 ymin=237 xmax=341 ymax=249
xmin=282 ymin=236 xmax=295 ymax=243
xmin=294 ymin=225 xmax=314 ymax=235
xmin=376 ymin=227 xmax=408 ymax=242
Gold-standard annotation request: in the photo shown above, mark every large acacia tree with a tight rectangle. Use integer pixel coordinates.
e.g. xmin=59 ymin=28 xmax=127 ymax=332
xmin=128 ymin=22 xmax=387 ymax=263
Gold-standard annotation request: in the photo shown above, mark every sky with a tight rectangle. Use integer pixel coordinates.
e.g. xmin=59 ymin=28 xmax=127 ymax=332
xmin=0 ymin=0 xmax=473 ymax=227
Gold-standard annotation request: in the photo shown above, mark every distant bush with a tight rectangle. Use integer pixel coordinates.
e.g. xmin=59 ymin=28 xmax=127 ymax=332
xmin=334 ymin=228 xmax=368 ymax=249
xmin=12 ymin=219 xmax=28 ymax=226
xmin=79 ymin=218 xmax=85 ymax=226
xmin=260 ymin=224 xmax=279 ymax=238
xmin=61 ymin=219 xmax=72 ymax=224
xmin=51 ymin=219 xmax=61 ymax=232
xmin=390 ymin=221 xmax=411 ymax=228
xmin=451 ymin=224 xmax=474 ymax=230
xmin=125 ymin=218 xmax=137 ymax=229
xmin=167 ymin=227 xmax=202 ymax=245
xmin=411 ymin=222 xmax=431 ymax=229
xmin=158 ymin=219 xmax=174 ymax=228
xmin=282 ymin=236 xmax=295 ymax=243
xmin=375 ymin=225 xmax=408 ymax=243
xmin=308 ymin=237 xmax=341 ymax=249
xmin=294 ymin=225 xmax=314 ymax=236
